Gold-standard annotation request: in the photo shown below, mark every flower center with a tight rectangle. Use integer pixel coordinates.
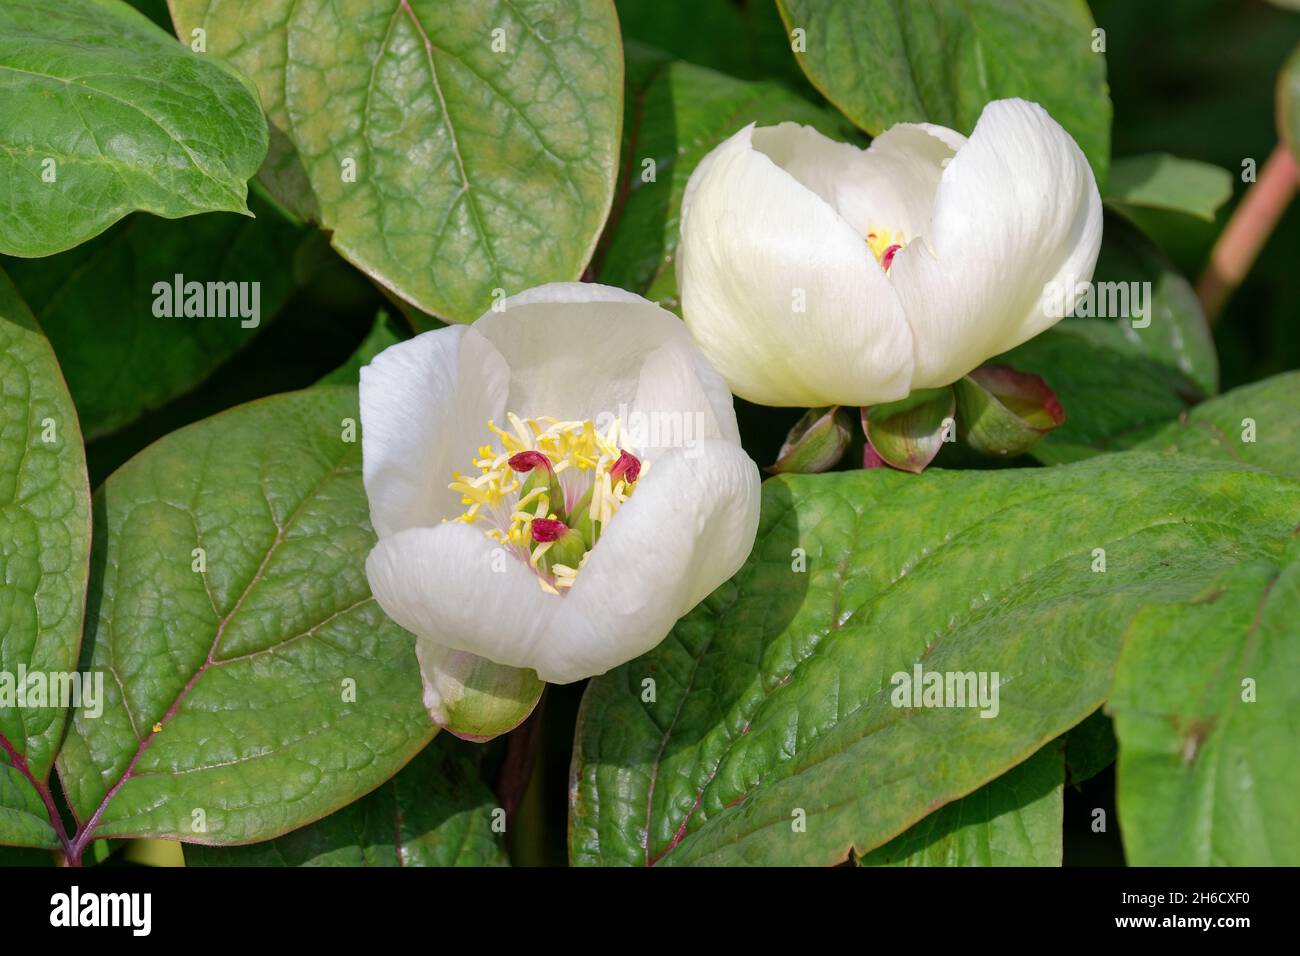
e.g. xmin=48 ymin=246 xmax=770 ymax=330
xmin=448 ymin=414 xmax=645 ymax=594
xmin=866 ymin=225 xmax=904 ymax=272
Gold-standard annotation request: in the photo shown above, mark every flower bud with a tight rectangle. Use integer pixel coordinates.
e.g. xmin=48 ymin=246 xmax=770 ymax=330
xmin=769 ymin=406 xmax=853 ymax=474
xmin=954 ymin=364 xmax=1064 ymax=457
xmin=862 ymin=387 xmax=956 ymax=474
xmin=415 ymin=643 xmax=543 ymax=742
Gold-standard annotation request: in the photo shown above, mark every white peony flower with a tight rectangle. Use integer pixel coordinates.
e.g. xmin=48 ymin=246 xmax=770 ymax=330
xmin=678 ymin=98 xmax=1104 ymax=408
xmin=360 ymin=283 xmax=761 ymax=739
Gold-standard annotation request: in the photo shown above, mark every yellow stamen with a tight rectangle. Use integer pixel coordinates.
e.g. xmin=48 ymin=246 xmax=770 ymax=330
xmin=448 ymin=414 xmax=648 ymax=594
xmin=865 ymin=224 xmax=905 ymax=270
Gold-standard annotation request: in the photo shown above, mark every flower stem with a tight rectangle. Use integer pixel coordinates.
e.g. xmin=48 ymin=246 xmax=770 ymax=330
xmin=495 ymin=691 xmax=546 ymax=828
xmin=1196 ymin=143 xmax=1300 ymax=324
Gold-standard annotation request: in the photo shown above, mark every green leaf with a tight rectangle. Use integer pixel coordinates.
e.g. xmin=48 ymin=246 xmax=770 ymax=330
xmin=1109 ymin=540 xmax=1300 ymax=865
xmin=1128 ymin=371 xmax=1300 ymax=480
xmin=2 ymin=190 xmax=306 ymax=441
xmin=1001 ymin=212 xmax=1217 ymax=463
xmin=169 ymin=0 xmax=622 ymax=326
xmin=775 ymin=0 xmax=1112 ymax=183
xmin=0 ymin=0 xmax=268 ymax=257
xmin=856 ymin=744 xmax=1064 ymax=867
xmin=1105 ymin=153 xmax=1233 ymax=222
xmin=0 ymin=766 xmax=59 ymax=850
xmin=1002 ymin=324 xmax=1192 ymax=463
xmin=0 ymin=267 xmax=91 ymax=849
xmin=316 ymin=310 xmax=408 ymax=388
xmin=55 ymin=387 xmax=434 ymax=847
xmin=1281 ymin=42 xmax=1300 ymax=163
xmin=592 ymin=47 xmax=859 ymax=311
xmin=569 ymin=455 xmax=1300 ymax=866
xmin=185 ymin=735 xmax=508 ymax=866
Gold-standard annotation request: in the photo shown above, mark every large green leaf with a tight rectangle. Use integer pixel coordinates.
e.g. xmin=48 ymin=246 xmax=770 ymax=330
xmin=775 ymin=0 xmax=1111 ymax=183
xmin=569 ymin=455 xmax=1300 ymax=866
xmin=1104 ymin=153 xmax=1233 ymax=222
xmin=592 ymin=46 xmax=858 ymax=311
xmin=1001 ymin=213 xmax=1217 ymax=463
xmin=168 ymin=0 xmax=622 ymax=326
xmin=1127 ymin=372 xmax=1300 ymax=479
xmin=1109 ymin=539 xmax=1300 ymax=865
xmin=185 ymin=735 xmax=507 ymax=866
xmin=0 ymin=0 xmax=267 ymax=257
xmin=857 ymin=744 xmax=1064 ymax=867
xmin=2 ymin=190 xmax=306 ymax=441
xmin=55 ymin=387 xmax=433 ymax=849
xmin=0 ymin=267 xmax=91 ymax=849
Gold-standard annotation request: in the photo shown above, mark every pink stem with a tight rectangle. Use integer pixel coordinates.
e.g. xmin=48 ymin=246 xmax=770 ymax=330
xmin=1196 ymin=143 xmax=1300 ymax=324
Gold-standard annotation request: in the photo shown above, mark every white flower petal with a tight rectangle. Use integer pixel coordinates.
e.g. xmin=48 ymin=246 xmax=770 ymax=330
xmin=471 ymin=282 xmax=715 ymax=426
xmin=751 ymin=121 xmax=964 ymax=241
xmin=627 ymin=336 xmax=740 ymax=458
xmin=535 ymin=441 xmax=761 ymax=684
xmin=365 ymin=521 xmax=557 ymax=669
xmin=679 ymin=124 xmax=914 ymax=407
xmin=464 ymin=281 xmax=739 ymax=458
xmin=359 ymin=325 xmax=510 ymax=536
xmin=891 ymin=98 xmax=1103 ymax=388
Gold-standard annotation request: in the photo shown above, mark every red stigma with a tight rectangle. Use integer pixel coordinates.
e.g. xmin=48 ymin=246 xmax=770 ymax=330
xmin=609 ymin=450 xmax=641 ymax=484
xmin=508 ymin=450 xmax=552 ymax=473
xmin=531 ymin=518 xmax=568 ymax=542
xmin=881 ymin=244 xmax=901 ymax=271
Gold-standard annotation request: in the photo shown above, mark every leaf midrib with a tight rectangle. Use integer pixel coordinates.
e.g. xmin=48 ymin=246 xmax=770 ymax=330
xmin=394 ymin=0 xmax=502 ymax=288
